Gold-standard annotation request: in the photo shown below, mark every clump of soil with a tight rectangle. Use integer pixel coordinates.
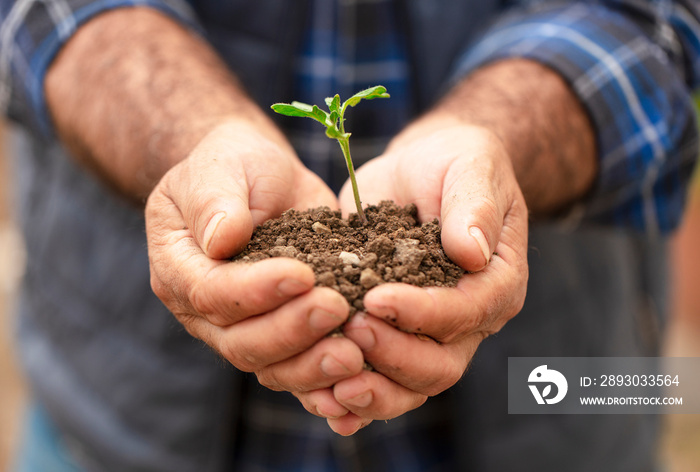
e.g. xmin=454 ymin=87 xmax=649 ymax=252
xmin=235 ymin=201 xmax=464 ymax=316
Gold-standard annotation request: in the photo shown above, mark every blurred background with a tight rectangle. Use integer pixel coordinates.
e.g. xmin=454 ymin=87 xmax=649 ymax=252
xmin=1 ymin=115 xmax=699 ymax=470
xmin=663 ymin=158 xmax=700 ymax=472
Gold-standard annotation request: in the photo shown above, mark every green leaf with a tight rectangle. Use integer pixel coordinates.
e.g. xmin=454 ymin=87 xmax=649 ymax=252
xmin=344 ymin=85 xmax=390 ymax=108
xmin=325 ymin=94 xmax=341 ymax=114
xmin=270 ymin=102 xmax=310 ymax=117
xmin=329 ymin=110 xmax=339 ymax=126
xmin=271 ymin=101 xmax=328 ymax=125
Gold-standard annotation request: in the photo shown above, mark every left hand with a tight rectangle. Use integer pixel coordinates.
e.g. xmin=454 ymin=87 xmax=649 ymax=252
xmin=295 ymin=116 xmax=529 ymax=435
xmin=146 ymin=121 xmax=365 ymax=408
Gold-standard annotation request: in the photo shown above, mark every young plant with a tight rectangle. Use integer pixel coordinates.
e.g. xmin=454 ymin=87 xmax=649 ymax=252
xmin=271 ymin=85 xmax=390 ymax=224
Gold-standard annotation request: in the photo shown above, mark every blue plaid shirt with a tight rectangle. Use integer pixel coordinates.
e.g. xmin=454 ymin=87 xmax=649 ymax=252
xmin=287 ymin=0 xmax=412 ymax=195
xmin=1 ymin=0 xmax=699 ymax=229
xmin=2 ymin=0 xmax=700 ymax=471
xmin=2 ymin=1 xmax=699 ymax=234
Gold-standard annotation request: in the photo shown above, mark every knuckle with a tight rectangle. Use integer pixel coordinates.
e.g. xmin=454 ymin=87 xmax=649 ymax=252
xmin=292 ymin=392 xmax=318 ymax=415
xmin=144 ymin=185 xmax=166 ymax=220
xmin=189 ymin=273 xmax=235 ymax=327
xmin=235 ymin=264 xmax=280 ymax=310
xmin=256 ymin=367 xmax=305 ymax=393
xmin=437 ymin=312 xmax=477 ymax=344
xmin=255 ymin=369 xmax=285 ymax=391
xmin=149 ymin=273 xmax=169 ymax=303
xmin=373 ymin=399 xmax=398 ymax=420
xmin=244 ymin=288 xmax=273 ymax=311
xmin=274 ymin=330 xmax=308 ymax=359
xmin=475 ymin=196 xmax=502 ymax=229
xmin=375 ymin=393 xmax=426 ymax=420
xmin=510 ymin=289 xmax=526 ymax=321
xmin=217 ymin=338 xmax=256 ymax=372
xmin=513 ymin=268 xmax=529 ymax=314
xmin=425 ymin=360 xmax=464 ymax=396
xmin=487 ymin=266 xmax=528 ymax=331
xmin=188 ymin=279 xmax=214 ymax=316
xmin=443 ymin=360 xmax=466 ymax=389
xmin=172 ymin=312 xmax=200 ymax=338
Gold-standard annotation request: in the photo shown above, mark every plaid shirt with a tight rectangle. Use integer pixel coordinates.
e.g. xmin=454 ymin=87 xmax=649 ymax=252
xmin=1 ymin=0 xmax=699 ymax=232
xmin=2 ymin=0 xmax=700 ymax=471
xmin=287 ymin=0 xmax=412 ymax=195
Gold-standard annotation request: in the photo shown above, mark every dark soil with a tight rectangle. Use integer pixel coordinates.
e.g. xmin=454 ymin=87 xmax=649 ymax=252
xmin=234 ymin=201 xmax=464 ymax=316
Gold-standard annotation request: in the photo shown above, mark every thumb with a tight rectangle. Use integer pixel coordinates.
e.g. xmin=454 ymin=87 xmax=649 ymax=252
xmin=160 ymin=145 xmax=254 ymax=261
xmin=196 ymin=194 xmax=253 ymax=260
xmin=439 ymin=160 xmax=507 ymax=273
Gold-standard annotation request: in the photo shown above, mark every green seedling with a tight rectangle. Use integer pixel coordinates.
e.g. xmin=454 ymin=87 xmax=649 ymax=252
xmin=271 ymin=85 xmax=390 ymax=224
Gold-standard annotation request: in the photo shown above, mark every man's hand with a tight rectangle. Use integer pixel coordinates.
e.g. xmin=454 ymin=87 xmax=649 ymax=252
xmin=46 ymin=7 xmax=368 ymax=405
xmin=311 ymin=59 xmax=596 ymax=435
xmin=308 ymin=119 xmax=529 ymax=435
xmin=146 ymin=120 xmax=367 ymax=397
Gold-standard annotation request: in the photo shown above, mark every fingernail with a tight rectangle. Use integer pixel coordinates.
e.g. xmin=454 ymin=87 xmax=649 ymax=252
xmin=277 ymin=278 xmax=310 ymax=297
xmin=345 ymin=314 xmax=376 ymax=350
xmin=345 ymin=391 xmax=373 ymax=409
xmin=469 ymin=226 xmax=490 ymax=265
xmin=310 ymin=308 xmax=344 ymax=332
xmin=320 ymin=354 xmax=350 ymax=377
xmin=202 ymin=211 xmax=226 ymax=254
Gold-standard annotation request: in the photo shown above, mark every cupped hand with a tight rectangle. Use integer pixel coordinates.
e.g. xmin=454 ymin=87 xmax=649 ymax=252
xmin=146 ymin=120 xmax=365 ymax=400
xmin=323 ymin=117 xmax=529 ymax=434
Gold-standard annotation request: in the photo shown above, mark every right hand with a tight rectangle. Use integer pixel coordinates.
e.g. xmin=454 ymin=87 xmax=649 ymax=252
xmin=145 ymin=120 xmax=365 ymax=408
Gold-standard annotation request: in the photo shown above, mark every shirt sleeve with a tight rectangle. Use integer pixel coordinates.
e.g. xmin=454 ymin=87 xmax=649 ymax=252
xmin=452 ymin=1 xmax=700 ymax=234
xmin=0 ymin=0 xmax=200 ymax=136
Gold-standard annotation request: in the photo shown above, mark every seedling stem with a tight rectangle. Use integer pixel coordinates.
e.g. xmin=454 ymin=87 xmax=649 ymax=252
xmin=271 ymin=85 xmax=390 ymax=224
